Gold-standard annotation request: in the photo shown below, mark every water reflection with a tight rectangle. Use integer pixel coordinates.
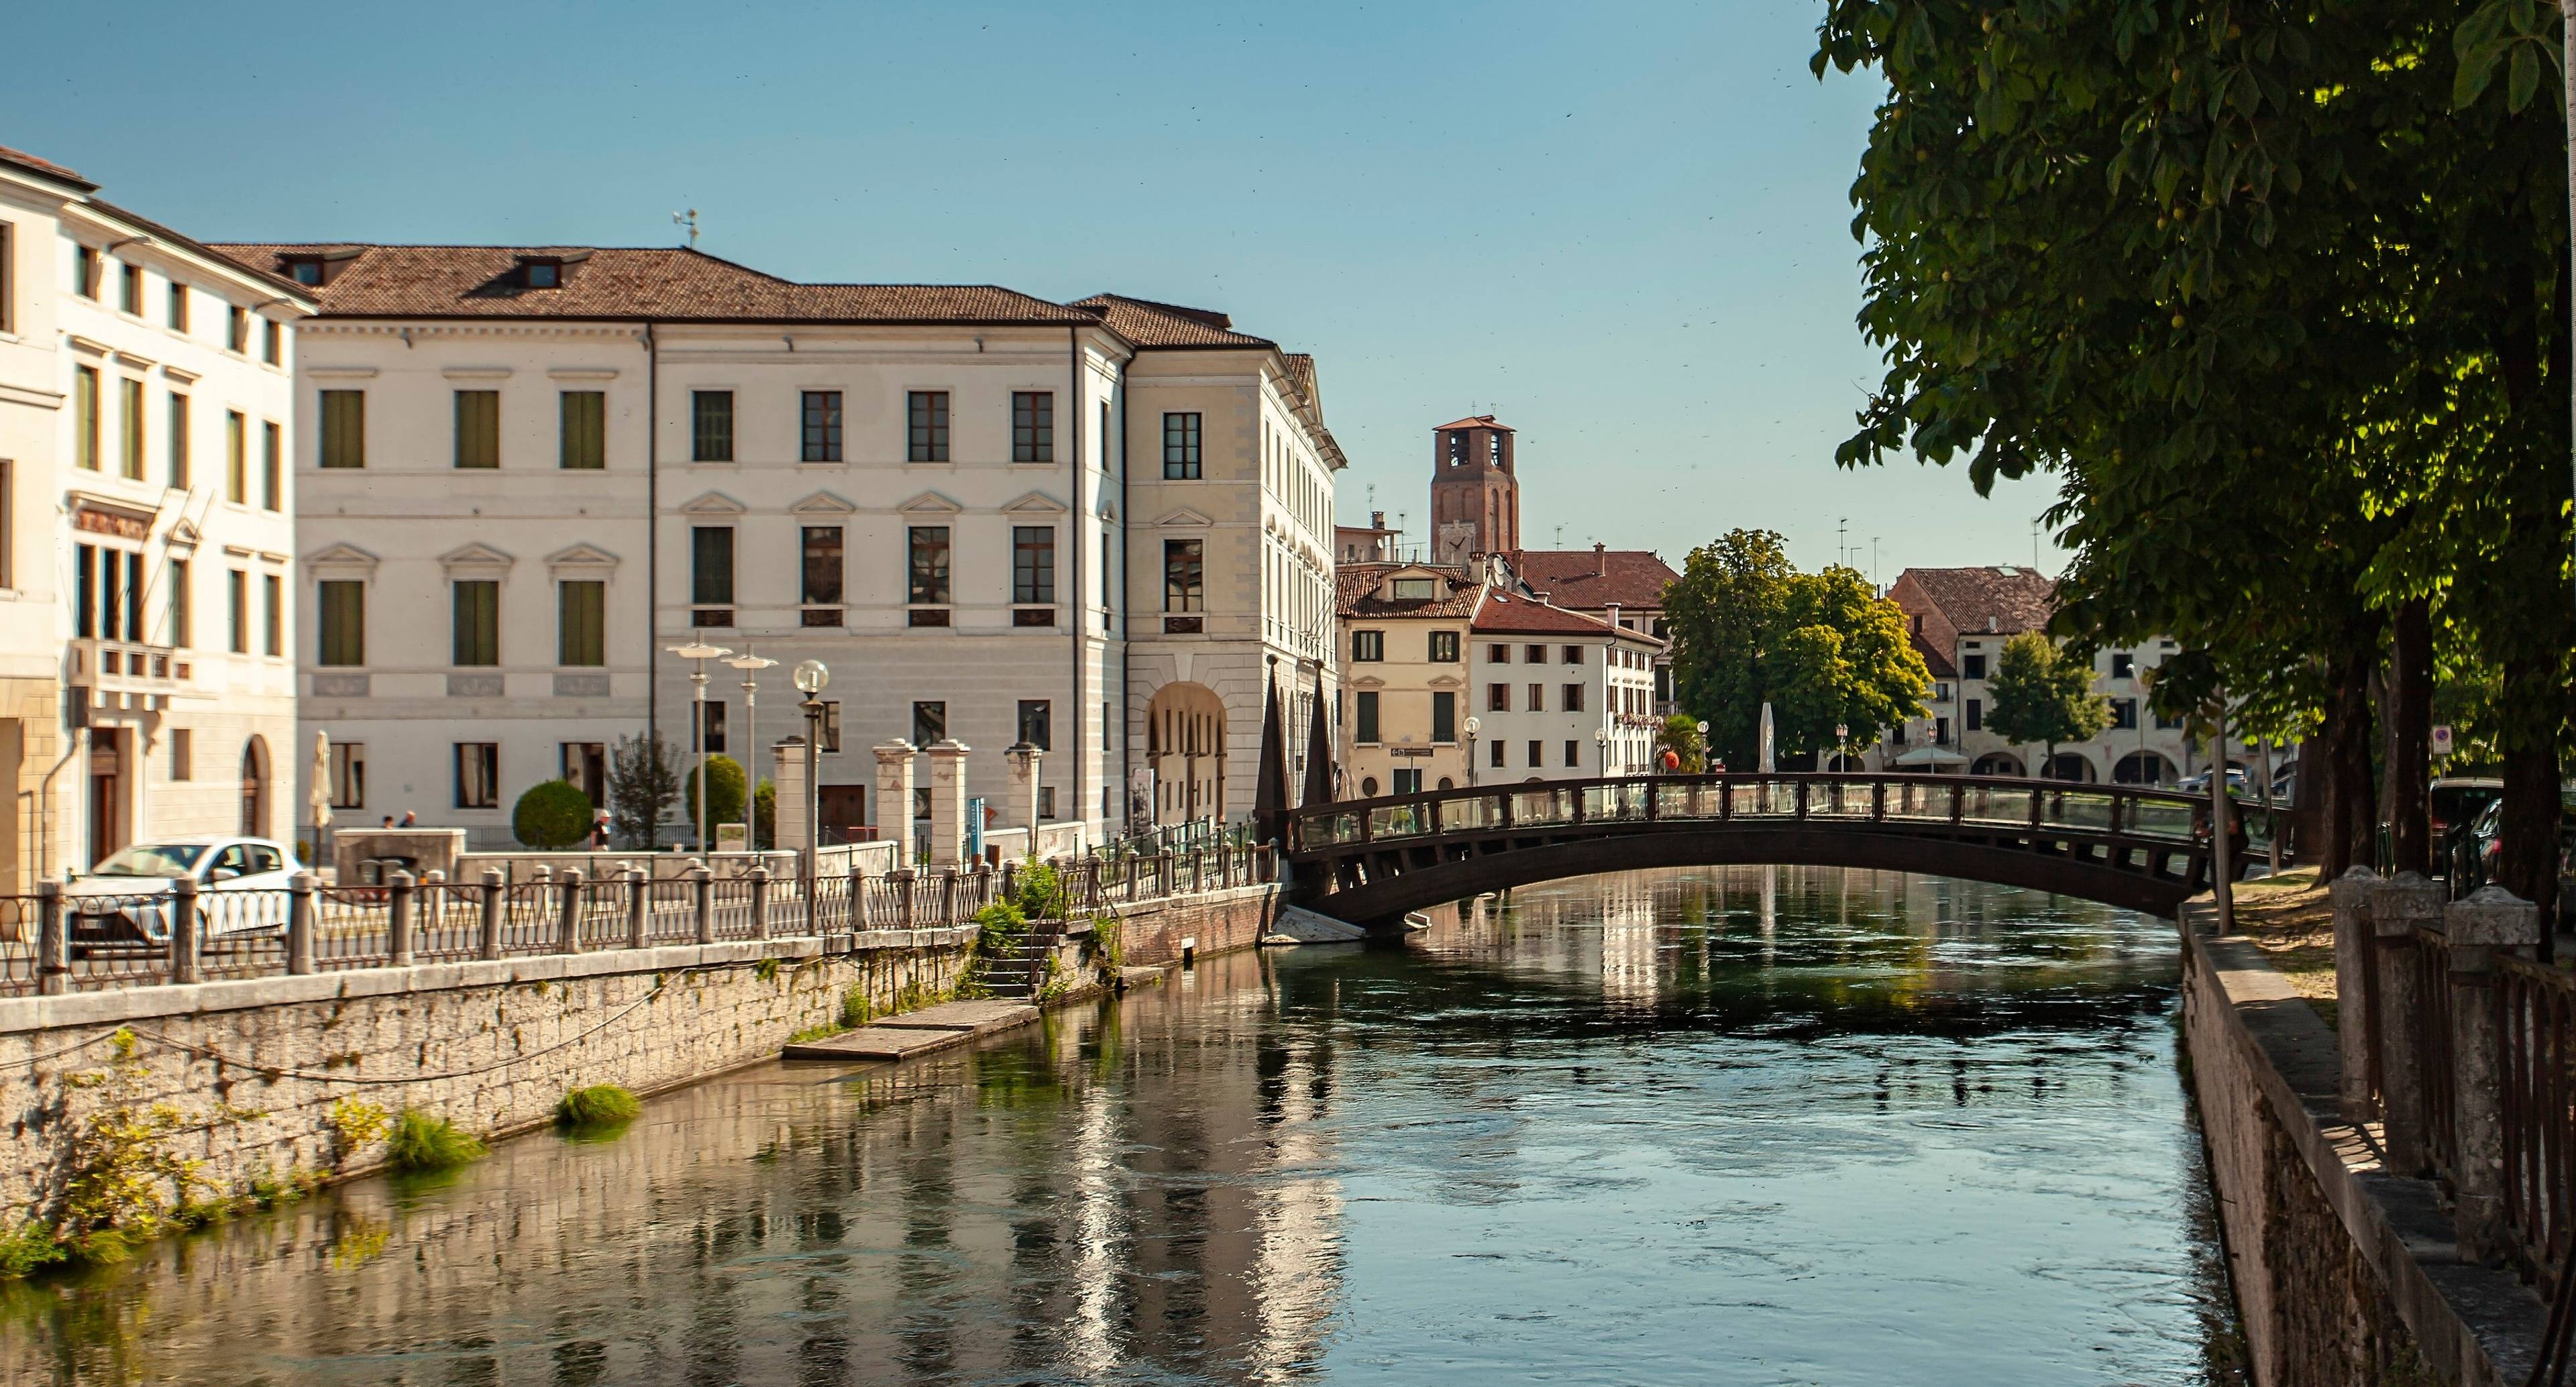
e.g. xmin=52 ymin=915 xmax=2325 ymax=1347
xmin=4 ymin=867 xmax=2238 ymax=1386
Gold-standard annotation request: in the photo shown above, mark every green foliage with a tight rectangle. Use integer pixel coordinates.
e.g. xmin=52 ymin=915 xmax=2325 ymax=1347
xmin=1664 ymin=529 xmax=1930 ymax=767
xmin=753 ymin=779 xmax=776 ymax=851
xmin=1654 ymin=714 xmax=1707 ymax=772
xmin=839 ymin=985 xmax=876 ymax=1030
xmin=327 ymin=1097 xmax=391 ymax=1163
xmin=683 ymin=755 xmax=748 ymax=844
xmin=753 ymin=957 xmax=780 ymax=983
xmin=50 ymin=1028 xmax=209 ymax=1266
xmin=384 ymin=1109 xmax=486 ymax=1172
xmin=608 ymin=734 xmax=682 ymax=850
xmin=512 ymin=779 xmax=593 ymax=850
xmin=0 ymin=1223 xmax=66 ymax=1278
xmin=1985 ymin=634 xmax=2112 ymax=771
xmin=1011 ymin=859 xmax=1069 ymax=920
xmin=555 ymin=1085 xmax=641 ymax=1128
xmin=2455 ymin=0 xmax=2564 ymax=111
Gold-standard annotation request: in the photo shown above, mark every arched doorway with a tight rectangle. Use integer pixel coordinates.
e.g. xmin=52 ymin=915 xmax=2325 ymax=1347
xmin=2113 ymin=751 xmax=2176 ymax=785
xmin=1144 ymin=682 xmax=1227 ymax=826
xmin=1971 ymin=752 xmax=2024 ymax=777
xmin=240 ymin=736 xmax=269 ymax=837
xmin=2043 ymin=753 xmax=2096 ymax=783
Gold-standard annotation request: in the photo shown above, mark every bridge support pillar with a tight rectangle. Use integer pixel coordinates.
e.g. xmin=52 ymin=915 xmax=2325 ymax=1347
xmin=2371 ymin=871 xmax=2444 ymax=1177
xmin=2327 ymin=867 xmax=2379 ymax=1123
xmin=2445 ymin=887 xmax=2540 ymax=1264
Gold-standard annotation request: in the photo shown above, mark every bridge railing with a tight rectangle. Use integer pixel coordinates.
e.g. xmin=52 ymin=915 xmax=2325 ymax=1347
xmin=1289 ymin=772 xmax=2265 ymax=855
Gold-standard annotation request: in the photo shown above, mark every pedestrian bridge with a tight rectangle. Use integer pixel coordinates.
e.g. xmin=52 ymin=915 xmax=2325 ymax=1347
xmin=1281 ymin=773 xmax=2259 ymax=927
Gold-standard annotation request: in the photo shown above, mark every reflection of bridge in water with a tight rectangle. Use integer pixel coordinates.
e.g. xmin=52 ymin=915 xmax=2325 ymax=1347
xmin=1285 ymin=773 xmax=2266 ymax=927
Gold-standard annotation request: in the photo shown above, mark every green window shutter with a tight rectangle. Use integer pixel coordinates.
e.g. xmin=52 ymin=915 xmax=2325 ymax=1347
xmin=558 ymin=581 xmax=604 ymax=666
xmin=74 ymin=368 xmax=98 ymax=470
xmin=560 ymin=391 xmax=605 ymax=469
xmin=455 ymin=390 xmax=500 ymax=468
xmin=320 ymin=390 xmax=365 ymax=468
xmin=317 ymin=581 xmax=364 ymax=666
xmin=452 ymin=580 xmax=499 ymax=666
xmin=120 ymin=378 xmax=145 ymax=479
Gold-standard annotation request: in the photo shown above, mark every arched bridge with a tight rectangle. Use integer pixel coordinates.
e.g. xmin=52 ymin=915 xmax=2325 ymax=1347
xmin=1281 ymin=773 xmax=2265 ymax=927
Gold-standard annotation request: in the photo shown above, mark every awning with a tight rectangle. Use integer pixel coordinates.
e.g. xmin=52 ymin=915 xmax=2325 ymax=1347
xmin=1892 ymin=746 xmax=1970 ymax=767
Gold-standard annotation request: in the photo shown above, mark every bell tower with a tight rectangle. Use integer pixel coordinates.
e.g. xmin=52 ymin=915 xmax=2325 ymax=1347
xmin=1428 ymin=414 xmax=1518 ymax=565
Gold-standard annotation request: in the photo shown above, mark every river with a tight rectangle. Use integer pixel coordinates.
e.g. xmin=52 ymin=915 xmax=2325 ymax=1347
xmin=5 ymin=866 xmax=2241 ymax=1386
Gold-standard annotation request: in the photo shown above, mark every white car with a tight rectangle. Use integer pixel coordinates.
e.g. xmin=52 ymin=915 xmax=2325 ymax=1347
xmin=65 ymin=838 xmax=299 ymax=950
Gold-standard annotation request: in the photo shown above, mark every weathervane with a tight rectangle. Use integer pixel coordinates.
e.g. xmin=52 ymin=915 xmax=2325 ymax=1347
xmin=672 ymin=209 xmax=699 ymax=249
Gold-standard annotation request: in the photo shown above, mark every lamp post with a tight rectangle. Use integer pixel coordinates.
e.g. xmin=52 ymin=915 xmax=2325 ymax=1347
xmin=724 ymin=648 xmax=777 ymax=845
xmin=667 ymin=641 xmax=732 ymax=853
xmin=1594 ymin=725 xmax=1609 ymax=779
xmin=1695 ymin=720 xmax=1710 ymax=775
xmin=1835 ymin=722 xmax=1849 ymax=774
xmin=794 ymin=661 xmax=829 ymax=885
xmin=1464 ymin=716 xmax=1481 ymax=787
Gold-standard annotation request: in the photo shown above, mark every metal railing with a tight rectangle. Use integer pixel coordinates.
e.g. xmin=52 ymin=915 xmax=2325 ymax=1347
xmin=2504 ymin=956 xmax=2576 ymax=1286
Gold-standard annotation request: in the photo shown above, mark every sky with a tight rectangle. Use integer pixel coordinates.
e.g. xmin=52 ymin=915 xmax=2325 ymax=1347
xmin=5 ymin=0 xmax=2063 ymax=582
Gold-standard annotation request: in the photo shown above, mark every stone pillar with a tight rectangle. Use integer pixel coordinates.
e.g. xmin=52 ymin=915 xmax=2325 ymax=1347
xmin=2446 ymin=885 xmax=2542 ymax=1262
xmin=873 ymin=740 xmax=918 ymax=865
xmin=2328 ymin=867 xmax=2379 ymax=1122
xmin=926 ymin=739 xmax=971 ymax=867
xmin=772 ymin=736 xmax=809 ymax=856
xmin=2372 ymin=871 xmax=2445 ymax=1176
xmin=1006 ymin=742 xmax=1043 ymax=836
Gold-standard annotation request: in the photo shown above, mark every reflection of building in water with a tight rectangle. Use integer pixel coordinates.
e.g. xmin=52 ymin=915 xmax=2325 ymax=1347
xmin=1246 ymin=1034 xmax=1344 ymax=1382
xmin=1595 ymin=872 xmax=1662 ymax=1007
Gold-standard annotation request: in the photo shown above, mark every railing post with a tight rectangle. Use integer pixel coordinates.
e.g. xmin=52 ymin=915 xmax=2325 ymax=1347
xmin=747 ymin=865 xmax=771 ymax=941
xmin=36 ymin=882 xmax=67 ymax=995
xmin=480 ymin=868 xmax=505 ymax=960
xmin=287 ymin=872 xmax=317 ymax=975
xmin=2371 ymin=871 xmax=2444 ymax=1176
xmin=2327 ymin=867 xmax=2380 ymax=1122
xmin=2445 ymin=886 xmax=2541 ymax=1263
xmin=554 ymin=867 xmax=585 ymax=954
xmin=1871 ymin=780 xmax=1886 ymax=822
xmin=626 ymin=867 xmax=649 ymax=949
xmin=386 ymin=870 xmax=415 ymax=969
xmin=1795 ymin=780 xmax=1809 ymax=820
xmin=938 ymin=867 xmax=957 ymax=926
xmin=897 ymin=871 xmax=916 ymax=929
xmin=847 ymin=867 xmax=869 ymax=935
xmin=165 ymin=877 xmax=201 ymax=984
xmin=692 ymin=865 xmax=716 ymax=944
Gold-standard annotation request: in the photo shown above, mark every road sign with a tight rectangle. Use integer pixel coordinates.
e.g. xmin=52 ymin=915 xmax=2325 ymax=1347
xmin=2432 ymin=724 xmax=2454 ymax=757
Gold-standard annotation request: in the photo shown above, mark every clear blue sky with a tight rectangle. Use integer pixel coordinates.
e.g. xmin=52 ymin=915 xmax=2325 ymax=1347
xmin=7 ymin=0 xmax=2060 ymax=581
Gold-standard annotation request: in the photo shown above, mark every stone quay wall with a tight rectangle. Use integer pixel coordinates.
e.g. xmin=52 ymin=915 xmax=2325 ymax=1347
xmin=0 ymin=928 xmax=973 ymax=1229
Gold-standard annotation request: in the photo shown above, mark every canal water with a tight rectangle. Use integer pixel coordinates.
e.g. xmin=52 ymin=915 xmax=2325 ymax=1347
xmin=5 ymin=867 xmax=2241 ymax=1386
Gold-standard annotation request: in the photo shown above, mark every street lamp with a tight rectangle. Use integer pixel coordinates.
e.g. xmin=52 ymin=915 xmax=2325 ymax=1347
xmin=724 ymin=648 xmax=778 ymax=844
xmin=1695 ymin=720 xmax=1710 ymax=775
xmin=667 ymin=641 xmax=732 ymax=853
xmin=1835 ymin=722 xmax=1849 ymax=773
xmin=1594 ymin=725 xmax=1610 ymax=779
xmin=1463 ymin=716 xmax=1481 ymax=787
xmin=794 ymin=660 xmax=830 ymax=881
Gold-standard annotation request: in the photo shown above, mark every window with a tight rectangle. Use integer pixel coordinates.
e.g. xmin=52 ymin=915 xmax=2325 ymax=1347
xmin=1565 ymin=740 xmax=1581 ymax=768
xmin=559 ymin=391 xmax=605 ymax=469
xmin=802 ymin=391 xmax=843 ymax=462
xmin=1936 ymin=716 xmax=1951 ymax=744
xmin=1963 ymin=653 xmax=1988 ymax=680
xmin=317 ymin=580 xmax=364 ymax=665
xmin=523 ymin=259 xmax=560 ymax=288
xmin=1391 ymin=578 xmax=1438 ymax=600
xmin=1564 ymin=645 xmax=1582 ymax=665
xmin=1018 ymin=699 xmax=1052 ymax=750
xmin=912 ymin=701 xmax=947 ymax=748
xmin=1522 ymin=683 xmax=1542 ymax=713
xmin=1163 ymin=412 xmax=1202 ymax=479
xmin=1564 ymin=683 xmax=1585 ymax=713
xmin=329 ymin=743 xmax=365 ymax=810
xmin=453 ymin=744 xmax=500 ymax=809
xmin=119 ymin=262 xmax=141 ymax=315
xmin=1527 ymin=740 xmax=1544 ymax=767
xmin=454 ymin=390 xmax=500 ymax=468
xmin=261 ymin=423 xmax=280 ymax=508
xmin=263 ymin=319 xmax=281 ymax=366
xmin=2111 ymin=652 xmax=2137 ymax=679
xmin=2155 ymin=708 xmax=2184 ymax=731
xmin=119 ymin=378 xmax=145 ymax=478
xmin=1432 ymin=691 xmax=1457 ymax=744
xmin=167 ymin=392 xmax=189 ymax=486
xmin=263 ymin=576 xmax=282 ymax=657
xmin=227 ymin=306 xmax=248 ymax=353
xmin=1429 ymin=630 xmax=1460 ymax=663
xmin=451 ymin=580 xmax=499 ymax=666
xmin=800 ymin=526 xmax=845 ymax=609
xmin=559 ymin=580 xmax=605 ymax=666
xmin=1012 ymin=391 xmax=1053 ymax=461
xmin=75 ymin=245 xmax=99 ymax=298
xmin=906 ymin=391 xmax=949 ymax=461
xmin=1012 ymin=526 xmax=1055 ymax=604
xmin=816 ymin=703 xmax=843 ymax=754
xmin=1966 ymin=698 xmax=1983 ymax=732
xmin=1490 ymin=740 xmax=1505 ymax=769
xmin=1354 ymin=691 xmax=1380 ymax=744
xmin=1487 ymin=683 xmax=1509 ymax=712
xmin=1488 ymin=644 xmax=1511 ymax=663
xmin=319 ymin=390 xmax=364 ymax=468
xmin=1393 ymin=769 xmax=1422 ymax=796
xmin=1039 ymin=786 xmax=1058 ymax=820
xmin=225 ymin=410 xmax=246 ymax=499
xmin=74 ymin=367 xmax=99 ymax=470
xmin=907 ymin=525 xmax=951 ymax=604
xmin=697 ymin=700 xmax=727 ymax=754
xmin=286 ymin=258 xmax=322 ymax=286
xmin=690 ymin=526 xmax=735 ymax=604
xmin=223 ymin=570 xmax=246 ymax=652
xmin=171 ymin=729 xmax=193 ymax=782
xmin=691 ymin=390 xmax=734 ymax=462
xmin=2112 ymin=698 xmax=2139 ymax=730
xmin=1352 ymin=629 xmax=1385 ymax=662
xmin=1163 ymin=540 xmax=1203 ymax=612
xmin=0 ymin=223 xmax=13 ymax=331
xmin=168 ymin=559 xmax=190 ymax=647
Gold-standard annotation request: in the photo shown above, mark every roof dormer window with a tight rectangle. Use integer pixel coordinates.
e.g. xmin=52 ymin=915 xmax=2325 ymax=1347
xmin=521 ymin=258 xmax=562 ymax=288
xmin=1390 ymin=577 xmax=1440 ymax=601
xmin=286 ymin=259 xmax=323 ymax=286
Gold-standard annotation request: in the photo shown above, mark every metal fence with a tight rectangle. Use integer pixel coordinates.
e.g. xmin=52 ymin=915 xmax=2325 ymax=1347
xmin=2505 ymin=956 xmax=2576 ymax=1288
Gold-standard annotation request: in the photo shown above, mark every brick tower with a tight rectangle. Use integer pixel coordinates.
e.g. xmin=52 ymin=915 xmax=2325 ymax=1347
xmin=1429 ymin=415 xmax=1518 ymax=565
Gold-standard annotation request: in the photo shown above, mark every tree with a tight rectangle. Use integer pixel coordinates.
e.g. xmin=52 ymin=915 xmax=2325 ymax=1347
xmin=1655 ymin=714 xmax=1707 ymax=772
xmin=1666 ymin=529 xmax=1931 ymax=767
xmin=684 ymin=755 xmax=748 ymax=844
xmin=512 ymin=779 xmax=592 ymax=850
xmin=1984 ymin=634 xmax=2110 ymax=778
xmin=753 ymin=779 xmax=776 ymax=851
xmin=607 ymin=734 xmax=680 ymax=850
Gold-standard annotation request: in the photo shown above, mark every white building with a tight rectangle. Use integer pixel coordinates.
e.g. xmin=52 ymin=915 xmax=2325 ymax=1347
xmin=0 ymin=146 xmax=313 ymax=885
xmin=204 ymin=243 xmax=1340 ymax=848
xmin=1466 ymin=587 xmax=1662 ymax=783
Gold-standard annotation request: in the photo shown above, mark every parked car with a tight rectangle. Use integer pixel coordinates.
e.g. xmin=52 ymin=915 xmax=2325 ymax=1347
xmin=2457 ymin=796 xmax=2576 ymax=897
xmin=64 ymin=838 xmax=299 ymax=950
xmin=2177 ymin=768 xmax=2254 ymax=797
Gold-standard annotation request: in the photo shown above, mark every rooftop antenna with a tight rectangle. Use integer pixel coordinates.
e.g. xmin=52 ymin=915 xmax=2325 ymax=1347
xmin=1554 ymin=524 xmax=1564 ymax=549
xmin=1837 ymin=517 xmax=1849 ymax=570
xmin=672 ymin=209 xmax=699 ymax=249
xmin=2031 ymin=518 xmax=2041 ymax=571
xmin=1872 ymin=536 xmax=1881 ymax=590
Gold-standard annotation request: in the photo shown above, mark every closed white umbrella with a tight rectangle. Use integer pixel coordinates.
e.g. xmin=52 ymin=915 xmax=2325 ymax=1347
xmin=307 ymin=730 xmax=331 ymax=868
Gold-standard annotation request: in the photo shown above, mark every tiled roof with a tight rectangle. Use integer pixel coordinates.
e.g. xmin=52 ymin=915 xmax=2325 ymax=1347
xmin=1071 ymin=293 xmax=1273 ymax=347
xmin=1283 ymin=352 xmax=1316 ymax=401
xmin=0 ymin=144 xmax=93 ymax=190
xmin=1506 ymin=549 xmax=1679 ymax=611
xmin=1334 ymin=563 xmax=1484 ymax=618
xmin=1472 ymin=590 xmax=1664 ymax=644
xmin=1911 ymin=631 xmax=1958 ymax=679
xmin=1894 ymin=565 xmax=2058 ymax=636
xmin=1435 ymin=414 xmax=1512 ymax=433
xmin=205 ymin=243 xmax=1099 ymax=325
xmin=89 ymin=205 xmax=317 ymax=300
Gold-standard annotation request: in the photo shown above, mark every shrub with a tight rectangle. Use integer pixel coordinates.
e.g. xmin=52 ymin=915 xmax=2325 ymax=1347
xmin=555 ymin=1085 xmax=641 ymax=1127
xmin=1012 ymin=859 xmax=1069 ymax=920
xmin=385 ymin=1109 xmax=486 ymax=1171
xmin=513 ymin=779 xmax=594 ymax=850
xmin=753 ymin=779 xmax=777 ymax=850
xmin=682 ymin=755 xmax=748 ymax=844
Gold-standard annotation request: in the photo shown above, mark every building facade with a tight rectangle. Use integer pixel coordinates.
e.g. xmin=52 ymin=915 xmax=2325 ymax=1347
xmin=1428 ymin=415 xmax=1517 ymax=565
xmin=1466 ymin=589 xmax=1663 ymax=783
xmin=1503 ymin=543 xmax=1681 ymax=713
xmin=1333 ymin=561 xmax=1483 ymax=797
xmin=0 ymin=148 xmax=313 ymax=887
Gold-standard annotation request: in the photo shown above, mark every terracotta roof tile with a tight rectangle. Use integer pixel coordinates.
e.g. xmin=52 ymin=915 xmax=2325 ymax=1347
xmin=1892 ymin=565 xmax=2058 ymax=636
xmin=1071 ymin=293 xmax=1273 ymax=347
xmin=0 ymin=144 xmax=93 ymax=190
xmin=1334 ymin=563 xmax=1484 ymax=618
xmin=1505 ymin=549 xmax=1678 ymax=610
xmin=1471 ymin=590 xmax=1663 ymax=644
xmin=1911 ymin=632 xmax=1958 ymax=679
xmin=1435 ymin=414 xmax=1512 ymax=433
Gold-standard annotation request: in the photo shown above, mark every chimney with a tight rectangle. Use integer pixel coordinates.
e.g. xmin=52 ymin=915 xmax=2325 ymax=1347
xmin=1371 ymin=510 xmax=1385 ymax=529
xmin=1607 ymin=601 xmax=1622 ymax=632
xmin=1987 ymin=615 xmax=1998 ymax=633
xmin=1593 ymin=541 xmax=1607 ymax=577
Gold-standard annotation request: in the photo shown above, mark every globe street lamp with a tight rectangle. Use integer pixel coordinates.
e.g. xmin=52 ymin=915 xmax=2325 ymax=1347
xmin=667 ymin=642 xmax=731 ymax=853
xmin=1594 ymin=725 xmax=1610 ymax=779
xmin=724 ymin=648 xmax=778 ymax=842
xmin=1463 ymin=716 xmax=1481 ymax=787
xmin=794 ymin=660 xmax=830 ymax=883
xmin=1695 ymin=720 xmax=1710 ymax=775
xmin=1835 ymin=722 xmax=1849 ymax=773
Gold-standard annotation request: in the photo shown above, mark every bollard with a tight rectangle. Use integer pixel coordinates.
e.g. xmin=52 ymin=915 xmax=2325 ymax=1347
xmin=847 ymin=867 xmax=869 ymax=938
xmin=692 ymin=865 xmax=715 ymax=944
xmin=2445 ymin=886 xmax=2542 ymax=1264
xmin=748 ymin=865 xmax=771 ymax=942
xmin=168 ymin=876 xmax=201 ymax=984
xmin=2328 ymin=867 xmax=2380 ymax=1123
xmin=556 ymin=868 xmax=585 ymax=954
xmin=36 ymin=882 xmax=67 ymax=996
xmin=1002 ymin=859 xmax=1018 ymax=904
xmin=386 ymin=870 xmax=415 ymax=968
xmin=626 ymin=867 xmax=649 ymax=949
xmin=479 ymin=868 xmax=506 ymax=960
xmin=287 ymin=873 xmax=317 ymax=975
xmin=2371 ymin=872 xmax=2444 ymax=1176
